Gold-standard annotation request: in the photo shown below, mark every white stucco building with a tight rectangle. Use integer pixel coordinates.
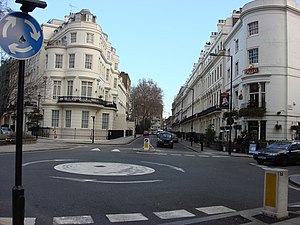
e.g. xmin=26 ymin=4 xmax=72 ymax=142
xmin=172 ymin=0 xmax=300 ymax=142
xmin=29 ymin=9 xmax=133 ymax=139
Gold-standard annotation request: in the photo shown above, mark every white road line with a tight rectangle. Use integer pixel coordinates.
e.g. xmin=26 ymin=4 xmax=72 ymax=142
xmin=91 ymin=148 xmax=100 ymax=151
xmin=154 ymin=209 xmax=195 ymax=219
xmin=196 ymin=206 xmax=236 ymax=215
xmin=53 ymin=215 xmax=93 ymax=224
xmin=142 ymin=161 xmax=185 ymax=173
xmin=170 ymin=154 xmax=182 ymax=156
xmin=198 ymin=155 xmax=209 ymax=158
xmin=184 ymin=154 xmax=196 ymax=157
xmin=111 ymin=149 xmax=121 ymax=152
xmin=212 ymin=156 xmax=229 ymax=158
xmin=0 ymin=217 xmax=36 ymax=225
xmin=106 ymin=213 xmax=148 ymax=223
xmin=154 ymin=153 xmax=168 ymax=156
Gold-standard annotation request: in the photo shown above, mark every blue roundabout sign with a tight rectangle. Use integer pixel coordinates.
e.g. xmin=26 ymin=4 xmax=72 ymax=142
xmin=0 ymin=11 xmax=43 ymax=59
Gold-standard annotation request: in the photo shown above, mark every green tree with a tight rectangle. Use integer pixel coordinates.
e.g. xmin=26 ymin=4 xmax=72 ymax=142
xmin=131 ymin=78 xmax=163 ymax=131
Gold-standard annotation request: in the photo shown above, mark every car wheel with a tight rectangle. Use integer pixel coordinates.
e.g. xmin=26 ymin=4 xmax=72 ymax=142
xmin=257 ymin=160 xmax=264 ymax=165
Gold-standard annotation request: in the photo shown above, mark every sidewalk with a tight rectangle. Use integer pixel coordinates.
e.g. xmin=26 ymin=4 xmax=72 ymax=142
xmin=0 ymin=135 xmax=136 ymax=154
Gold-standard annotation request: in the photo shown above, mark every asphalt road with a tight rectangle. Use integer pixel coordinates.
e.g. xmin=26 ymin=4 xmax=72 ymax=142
xmin=0 ymin=137 xmax=299 ymax=224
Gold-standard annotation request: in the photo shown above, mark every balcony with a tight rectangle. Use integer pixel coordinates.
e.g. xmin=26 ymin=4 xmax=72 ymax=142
xmin=57 ymin=96 xmax=117 ymax=109
xmin=239 ymin=101 xmax=266 ymax=117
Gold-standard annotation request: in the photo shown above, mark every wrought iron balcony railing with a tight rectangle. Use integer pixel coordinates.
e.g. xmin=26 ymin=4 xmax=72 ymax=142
xmin=57 ymin=96 xmax=117 ymax=109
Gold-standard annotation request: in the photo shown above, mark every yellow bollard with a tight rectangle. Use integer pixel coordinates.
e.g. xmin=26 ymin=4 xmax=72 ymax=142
xmin=263 ymin=168 xmax=288 ymax=219
xmin=144 ymin=138 xmax=150 ymax=150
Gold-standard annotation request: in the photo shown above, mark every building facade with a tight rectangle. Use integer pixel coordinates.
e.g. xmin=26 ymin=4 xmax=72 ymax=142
xmin=172 ymin=0 xmax=300 ymax=143
xmin=13 ymin=9 xmax=133 ymax=139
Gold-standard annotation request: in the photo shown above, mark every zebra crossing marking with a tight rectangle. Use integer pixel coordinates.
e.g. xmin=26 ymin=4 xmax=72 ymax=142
xmin=106 ymin=213 xmax=148 ymax=223
xmin=53 ymin=215 xmax=93 ymax=224
xmin=154 ymin=209 xmax=195 ymax=219
xmin=0 ymin=217 xmax=36 ymax=225
xmin=0 ymin=205 xmax=237 ymax=224
xmin=196 ymin=206 xmax=236 ymax=215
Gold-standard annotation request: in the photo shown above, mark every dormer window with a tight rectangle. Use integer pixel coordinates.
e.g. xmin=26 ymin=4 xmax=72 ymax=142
xmin=86 ymin=14 xmax=93 ymax=22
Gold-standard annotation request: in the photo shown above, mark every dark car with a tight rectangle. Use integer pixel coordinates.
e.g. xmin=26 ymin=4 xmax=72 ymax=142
xmin=156 ymin=132 xmax=173 ymax=148
xmin=171 ymin=133 xmax=178 ymax=143
xmin=253 ymin=140 xmax=300 ymax=166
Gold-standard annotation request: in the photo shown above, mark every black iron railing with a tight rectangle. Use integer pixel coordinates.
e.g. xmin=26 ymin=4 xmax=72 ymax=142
xmin=57 ymin=96 xmax=117 ymax=108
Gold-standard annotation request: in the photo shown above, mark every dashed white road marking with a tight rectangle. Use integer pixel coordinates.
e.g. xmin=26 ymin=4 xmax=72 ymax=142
xmin=198 ymin=155 xmax=209 ymax=158
xmin=184 ymin=154 xmax=196 ymax=157
xmin=196 ymin=206 xmax=236 ymax=215
xmin=53 ymin=215 xmax=93 ymax=224
xmin=91 ymin=148 xmax=100 ymax=151
xmin=106 ymin=213 xmax=148 ymax=223
xmin=23 ymin=159 xmax=75 ymax=167
xmin=212 ymin=156 xmax=229 ymax=158
xmin=111 ymin=149 xmax=120 ymax=152
xmin=170 ymin=153 xmax=182 ymax=156
xmin=154 ymin=209 xmax=195 ymax=219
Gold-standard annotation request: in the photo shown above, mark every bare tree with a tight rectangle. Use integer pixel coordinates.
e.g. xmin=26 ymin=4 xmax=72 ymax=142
xmin=131 ymin=78 xmax=163 ymax=130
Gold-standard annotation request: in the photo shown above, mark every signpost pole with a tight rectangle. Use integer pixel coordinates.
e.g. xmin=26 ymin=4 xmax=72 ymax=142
xmin=12 ymin=60 xmax=25 ymax=225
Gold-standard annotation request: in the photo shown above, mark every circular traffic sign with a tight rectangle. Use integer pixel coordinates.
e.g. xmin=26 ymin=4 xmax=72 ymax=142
xmin=0 ymin=11 xmax=43 ymax=59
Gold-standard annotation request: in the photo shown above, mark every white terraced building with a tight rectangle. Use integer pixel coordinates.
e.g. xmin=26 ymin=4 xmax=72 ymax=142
xmin=30 ymin=9 xmax=133 ymax=139
xmin=172 ymin=0 xmax=300 ymax=142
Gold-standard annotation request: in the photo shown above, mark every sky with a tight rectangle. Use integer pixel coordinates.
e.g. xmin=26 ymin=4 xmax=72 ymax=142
xmin=7 ymin=0 xmax=254 ymax=116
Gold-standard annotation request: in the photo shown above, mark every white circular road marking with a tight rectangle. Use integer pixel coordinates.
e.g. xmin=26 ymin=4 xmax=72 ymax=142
xmin=54 ymin=162 xmax=155 ymax=176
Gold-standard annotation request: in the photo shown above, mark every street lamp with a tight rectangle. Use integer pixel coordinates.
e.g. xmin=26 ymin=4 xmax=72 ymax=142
xmin=210 ymin=53 xmax=233 ymax=155
xmin=91 ymin=116 xmax=95 ymax=143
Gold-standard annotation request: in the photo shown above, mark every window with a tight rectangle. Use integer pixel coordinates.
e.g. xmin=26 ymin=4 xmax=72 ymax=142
xmin=106 ymin=69 xmax=109 ymax=81
xmin=86 ymin=14 xmax=93 ymax=22
xmin=62 ymin=36 xmax=67 ymax=46
xmin=81 ymin=81 xmax=92 ymax=97
xmin=113 ymin=78 xmax=117 ymax=88
xmin=65 ymin=110 xmax=71 ymax=128
xmin=105 ymin=90 xmax=109 ymax=101
xmin=102 ymin=113 xmax=109 ymax=129
xmin=248 ymin=48 xmax=258 ymax=64
xmin=55 ymin=54 xmax=63 ymax=68
xmin=235 ymin=61 xmax=239 ymax=78
xmin=114 ymin=63 xmax=118 ymax=70
xmin=249 ymin=83 xmax=265 ymax=108
xmin=82 ymin=111 xmax=89 ymax=128
xmin=45 ymin=54 xmax=48 ymax=69
xmin=52 ymin=110 xmax=59 ymax=127
xmin=70 ymin=32 xmax=77 ymax=43
xmin=248 ymin=21 xmax=258 ymax=36
xmin=85 ymin=54 xmax=93 ymax=69
xmin=69 ymin=54 xmax=75 ymax=68
xmin=235 ymin=39 xmax=239 ymax=53
xmin=227 ymin=68 xmax=231 ymax=84
xmin=86 ymin=33 xmax=94 ymax=44
xmin=53 ymin=80 xmax=61 ymax=99
xmin=107 ymin=51 xmax=111 ymax=60
xmin=67 ymin=81 xmax=73 ymax=96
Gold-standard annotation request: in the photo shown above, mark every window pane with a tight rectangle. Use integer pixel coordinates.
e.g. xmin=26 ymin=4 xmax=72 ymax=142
xmin=55 ymin=54 xmax=63 ymax=68
xmin=52 ymin=110 xmax=59 ymax=127
xmin=102 ymin=113 xmax=109 ymax=129
xmin=69 ymin=54 xmax=75 ymax=68
xmin=82 ymin=111 xmax=89 ymax=128
xmin=66 ymin=110 xmax=71 ymax=128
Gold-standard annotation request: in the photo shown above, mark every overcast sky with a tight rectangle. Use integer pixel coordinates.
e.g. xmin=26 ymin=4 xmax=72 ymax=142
xmin=7 ymin=0 xmax=272 ymax=116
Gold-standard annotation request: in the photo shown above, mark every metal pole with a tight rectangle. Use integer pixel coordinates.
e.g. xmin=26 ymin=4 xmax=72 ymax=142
xmin=12 ymin=60 xmax=25 ymax=225
xmin=228 ymin=56 xmax=233 ymax=156
xmin=191 ymin=88 xmax=194 ymax=146
xmin=91 ymin=116 xmax=95 ymax=143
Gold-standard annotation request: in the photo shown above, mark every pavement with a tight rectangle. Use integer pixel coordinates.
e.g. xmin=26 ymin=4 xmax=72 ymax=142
xmin=0 ymin=135 xmax=300 ymax=225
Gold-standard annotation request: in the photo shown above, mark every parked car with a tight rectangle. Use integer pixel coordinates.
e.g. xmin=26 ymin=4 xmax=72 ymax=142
xmin=156 ymin=132 xmax=173 ymax=148
xmin=1 ymin=127 xmax=13 ymax=135
xmin=171 ymin=133 xmax=178 ymax=143
xmin=253 ymin=140 xmax=300 ymax=166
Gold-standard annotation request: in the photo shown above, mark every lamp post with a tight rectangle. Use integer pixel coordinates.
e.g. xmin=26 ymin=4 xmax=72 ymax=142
xmin=91 ymin=116 xmax=95 ymax=143
xmin=210 ymin=53 xmax=233 ymax=155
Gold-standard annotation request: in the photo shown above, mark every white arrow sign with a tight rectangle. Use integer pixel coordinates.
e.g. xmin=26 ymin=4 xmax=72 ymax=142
xmin=3 ymin=16 xmax=16 ymax=38
xmin=25 ymin=19 xmax=41 ymax=41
